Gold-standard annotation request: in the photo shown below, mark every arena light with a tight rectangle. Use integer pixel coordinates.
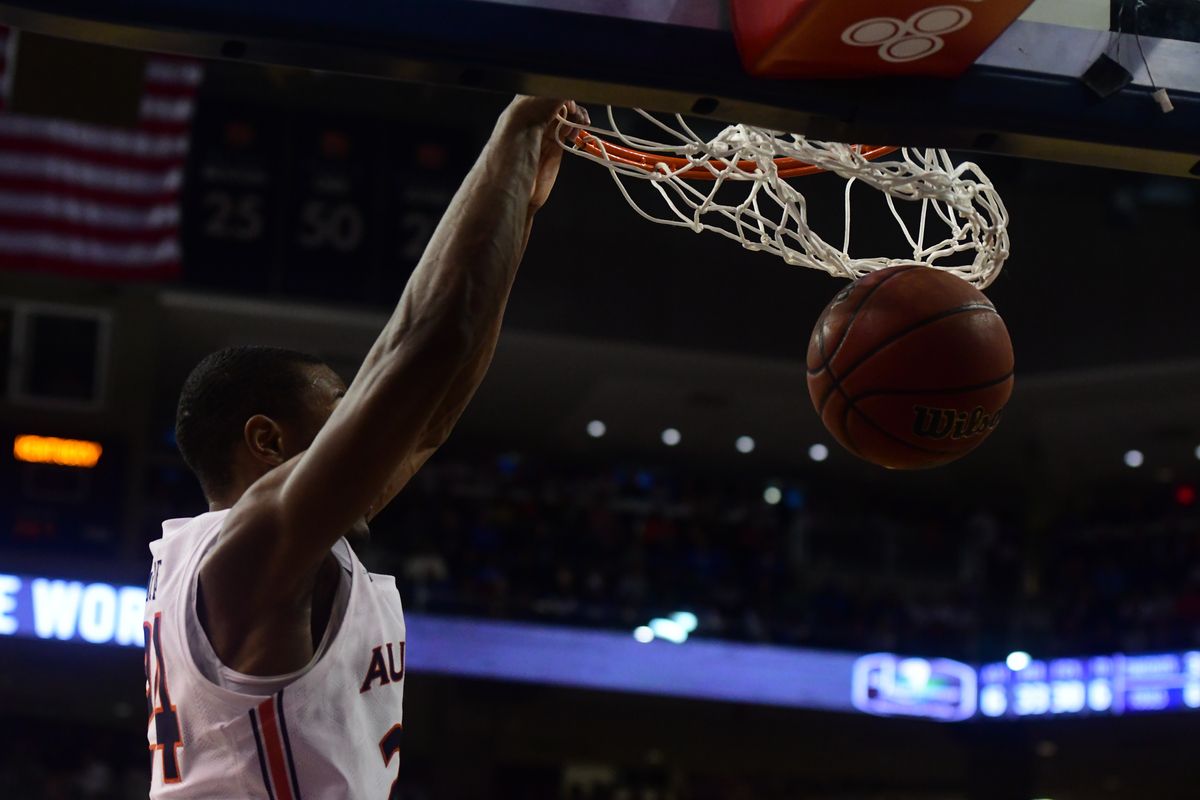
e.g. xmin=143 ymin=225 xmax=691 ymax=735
xmin=586 ymin=420 xmax=607 ymax=438
xmin=808 ymin=443 xmax=829 ymax=462
xmin=735 ymin=435 xmax=755 ymax=454
xmin=1124 ymin=449 xmax=1144 ymax=468
xmin=763 ymin=485 xmax=782 ymax=505
xmin=898 ymin=657 xmax=933 ymax=692
xmin=661 ymin=428 xmax=681 ymax=447
xmin=648 ymin=617 xmax=688 ymax=644
xmin=1034 ymin=740 xmax=1058 ymax=759
xmin=670 ymin=611 xmax=698 ymax=633
xmin=12 ymin=435 xmax=102 ymax=468
xmin=1006 ymin=651 xmax=1032 ymax=671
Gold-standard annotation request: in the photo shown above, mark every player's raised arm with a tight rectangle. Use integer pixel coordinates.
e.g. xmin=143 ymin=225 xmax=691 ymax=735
xmin=199 ymin=98 xmax=583 ymax=656
xmin=363 ymin=99 xmax=589 ymax=517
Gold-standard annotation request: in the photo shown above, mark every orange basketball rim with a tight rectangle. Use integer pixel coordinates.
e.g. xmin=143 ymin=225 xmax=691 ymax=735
xmin=571 ymin=128 xmax=897 ymax=180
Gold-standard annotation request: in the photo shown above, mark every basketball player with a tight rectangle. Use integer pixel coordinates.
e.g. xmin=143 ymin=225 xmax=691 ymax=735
xmin=143 ymin=96 xmax=587 ymax=797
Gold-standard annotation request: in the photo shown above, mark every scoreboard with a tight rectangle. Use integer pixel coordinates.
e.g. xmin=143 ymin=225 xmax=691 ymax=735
xmin=978 ymin=652 xmax=1200 ymax=718
xmin=181 ymin=99 xmax=475 ymax=303
xmin=853 ymin=650 xmax=1200 ymax=721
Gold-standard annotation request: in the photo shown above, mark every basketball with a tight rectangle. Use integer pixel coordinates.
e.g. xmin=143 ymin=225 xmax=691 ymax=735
xmin=806 ymin=265 xmax=1014 ymax=469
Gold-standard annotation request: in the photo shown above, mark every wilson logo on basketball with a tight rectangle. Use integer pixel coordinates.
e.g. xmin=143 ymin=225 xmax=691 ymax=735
xmin=912 ymin=405 xmax=1002 ymax=440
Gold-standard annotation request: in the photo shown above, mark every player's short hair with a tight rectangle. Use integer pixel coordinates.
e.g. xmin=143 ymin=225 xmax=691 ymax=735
xmin=175 ymin=346 xmax=327 ymax=499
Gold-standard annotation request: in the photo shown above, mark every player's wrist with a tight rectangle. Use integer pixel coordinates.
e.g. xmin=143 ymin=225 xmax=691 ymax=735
xmin=501 ymin=96 xmax=564 ymax=127
xmin=496 ymin=98 xmax=570 ymax=150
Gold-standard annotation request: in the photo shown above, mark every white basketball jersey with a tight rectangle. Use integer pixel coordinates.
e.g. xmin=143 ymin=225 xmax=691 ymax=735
xmin=144 ymin=510 xmax=407 ymax=799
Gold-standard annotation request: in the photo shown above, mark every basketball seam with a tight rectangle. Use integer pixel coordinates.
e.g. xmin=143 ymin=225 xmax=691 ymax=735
xmin=847 ymin=371 xmax=1014 ymax=403
xmin=816 ymin=303 xmax=998 ymax=417
xmin=828 ymin=377 xmax=862 ymax=458
xmin=810 ymin=265 xmax=918 ymax=376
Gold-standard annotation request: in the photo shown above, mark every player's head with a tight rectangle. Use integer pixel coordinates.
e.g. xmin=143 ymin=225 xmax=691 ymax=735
xmin=175 ymin=346 xmax=343 ymax=505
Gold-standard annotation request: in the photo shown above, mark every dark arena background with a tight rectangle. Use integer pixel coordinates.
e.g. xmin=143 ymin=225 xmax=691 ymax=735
xmin=3 ymin=1 xmax=1200 ymax=798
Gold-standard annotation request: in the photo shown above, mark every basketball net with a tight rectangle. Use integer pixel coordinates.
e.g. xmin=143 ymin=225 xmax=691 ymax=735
xmin=558 ymin=107 xmax=1009 ymax=289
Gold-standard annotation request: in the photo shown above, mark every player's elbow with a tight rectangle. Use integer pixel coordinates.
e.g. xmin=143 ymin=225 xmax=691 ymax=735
xmin=421 ymin=411 xmax=459 ymax=452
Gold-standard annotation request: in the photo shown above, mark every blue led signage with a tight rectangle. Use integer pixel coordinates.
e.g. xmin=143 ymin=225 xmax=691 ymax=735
xmin=6 ymin=570 xmax=1200 ymax=721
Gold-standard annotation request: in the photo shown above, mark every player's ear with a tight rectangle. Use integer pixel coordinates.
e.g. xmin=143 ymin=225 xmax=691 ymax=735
xmin=244 ymin=414 xmax=286 ymax=467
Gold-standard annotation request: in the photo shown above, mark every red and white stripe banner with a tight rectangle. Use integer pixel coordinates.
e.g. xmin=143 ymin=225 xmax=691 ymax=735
xmin=0 ymin=27 xmax=201 ymax=280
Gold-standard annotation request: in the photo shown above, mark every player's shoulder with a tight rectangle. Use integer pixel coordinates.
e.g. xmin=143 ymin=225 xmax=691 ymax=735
xmin=151 ymin=509 xmax=231 ymax=554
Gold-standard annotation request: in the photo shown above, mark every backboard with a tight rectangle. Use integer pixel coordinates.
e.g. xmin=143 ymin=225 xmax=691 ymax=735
xmin=0 ymin=0 xmax=1196 ymax=176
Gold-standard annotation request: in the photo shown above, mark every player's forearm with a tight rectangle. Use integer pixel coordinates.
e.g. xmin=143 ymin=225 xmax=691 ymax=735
xmin=363 ymin=147 xmax=542 ymax=518
xmin=421 ymin=211 xmax=536 ymax=439
xmin=359 ymin=107 xmax=544 ymax=395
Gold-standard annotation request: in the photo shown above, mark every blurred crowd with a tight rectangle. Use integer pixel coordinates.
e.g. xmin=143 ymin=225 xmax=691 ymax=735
xmin=0 ymin=716 xmax=435 ymax=800
xmin=0 ymin=717 xmax=949 ymax=800
xmin=0 ymin=721 xmax=143 ymax=800
xmin=16 ymin=451 xmax=1200 ymax=799
xmin=134 ymin=450 xmax=1200 ymax=662
xmin=360 ymin=453 xmax=1200 ymax=662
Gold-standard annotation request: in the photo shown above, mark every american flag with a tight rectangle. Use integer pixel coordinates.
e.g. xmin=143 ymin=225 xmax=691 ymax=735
xmin=0 ymin=27 xmax=201 ymax=280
